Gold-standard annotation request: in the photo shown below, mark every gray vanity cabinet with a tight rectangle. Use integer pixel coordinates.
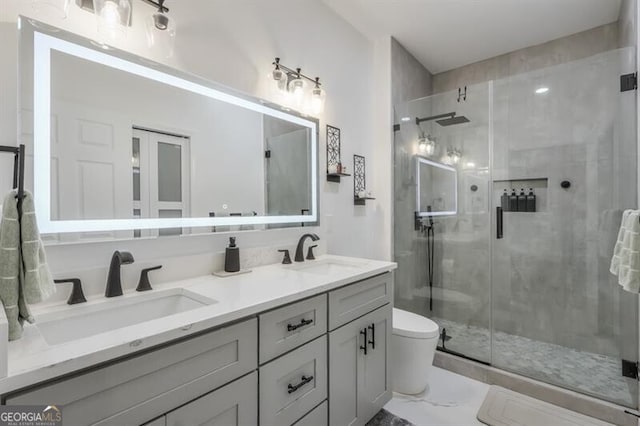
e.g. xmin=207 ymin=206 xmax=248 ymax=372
xmin=329 ymin=292 xmax=392 ymax=426
xmin=165 ymin=372 xmax=258 ymax=426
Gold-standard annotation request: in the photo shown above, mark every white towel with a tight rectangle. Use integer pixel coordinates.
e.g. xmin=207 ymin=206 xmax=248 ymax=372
xmin=610 ymin=209 xmax=640 ymax=293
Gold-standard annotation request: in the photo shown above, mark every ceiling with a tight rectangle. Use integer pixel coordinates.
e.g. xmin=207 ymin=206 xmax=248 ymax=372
xmin=323 ymin=0 xmax=623 ymax=74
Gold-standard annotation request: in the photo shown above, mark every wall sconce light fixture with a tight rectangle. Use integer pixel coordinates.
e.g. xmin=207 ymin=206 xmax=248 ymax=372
xmin=76 ymin=0 xmax=174 ymax=53
xmin=269 ymin=58 xmax=326 ymax=115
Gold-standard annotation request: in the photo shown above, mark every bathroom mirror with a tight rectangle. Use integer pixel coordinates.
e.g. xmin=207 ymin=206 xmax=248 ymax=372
xmin=415 ymin=157 xmax=457 ymax=216
xmin=18 ymin=18 xmax=318 ymax=241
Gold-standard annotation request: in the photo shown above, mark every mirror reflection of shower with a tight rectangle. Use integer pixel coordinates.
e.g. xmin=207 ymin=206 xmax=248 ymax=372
xmin=415 ymin=111 xmax=469 ymax=165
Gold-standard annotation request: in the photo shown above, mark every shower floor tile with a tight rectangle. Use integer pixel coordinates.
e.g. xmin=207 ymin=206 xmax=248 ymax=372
xmin=433 ymin=317 xmax=635 ymax=408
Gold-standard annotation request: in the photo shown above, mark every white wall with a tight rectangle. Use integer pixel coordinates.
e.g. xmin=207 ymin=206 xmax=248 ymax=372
xmin=0 ymin=0 xmax=393 ymax=289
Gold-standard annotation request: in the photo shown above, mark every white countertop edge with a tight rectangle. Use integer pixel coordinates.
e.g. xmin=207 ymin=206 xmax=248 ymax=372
xmin=0 ymin=255 xmax=396 ymax=395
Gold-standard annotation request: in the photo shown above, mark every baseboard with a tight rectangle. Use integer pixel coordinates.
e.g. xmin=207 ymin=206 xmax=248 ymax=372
xmin=434 ymin=351 xmax=638 ymax=426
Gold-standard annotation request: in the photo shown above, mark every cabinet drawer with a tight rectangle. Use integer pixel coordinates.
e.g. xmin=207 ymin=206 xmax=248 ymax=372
xmin=5 ymin=318 xmax=257 ymax=426
xmin=328 ymin=273 xmax=392 ymax=330
xmin=259 ymin=294 xmax=327 ymax=363
xmin=293 ymin=401 xmax=328 ymax=426
xmin=166 ymin=372 xmax=257 ymax=426
xmin=260 ymin=336 xmax=327 ymax=426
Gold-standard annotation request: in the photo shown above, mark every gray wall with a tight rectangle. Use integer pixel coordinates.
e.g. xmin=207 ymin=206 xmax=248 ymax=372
xmin=391 ymin=37 xmax=433 ymax=107
xmin=432 ymin=22 xmax=619 ymax=94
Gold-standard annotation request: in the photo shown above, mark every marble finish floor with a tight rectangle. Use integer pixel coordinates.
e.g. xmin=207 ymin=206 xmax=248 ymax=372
xmin=384 ymin=366 xmax=490 ymax=426
xmin=433 ymin=317 xmax=635 ymax=407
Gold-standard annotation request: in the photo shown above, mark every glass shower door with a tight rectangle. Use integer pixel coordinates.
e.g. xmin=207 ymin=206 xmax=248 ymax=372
xmin=393 ymin=82 xmax=493 ymax=363
xmin=490 ymin=47 xmax=638 ymax=408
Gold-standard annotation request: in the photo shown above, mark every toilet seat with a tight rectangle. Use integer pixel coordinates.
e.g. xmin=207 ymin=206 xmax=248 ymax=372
xmin=393 ymin=308 xmax=439 ymax=339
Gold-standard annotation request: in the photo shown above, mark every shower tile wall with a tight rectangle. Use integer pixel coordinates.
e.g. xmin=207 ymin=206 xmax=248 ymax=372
xmin=432 ymin=22 xmax=620 ymax=94
xmin=391 ymin=38 xmax=435 ymax=317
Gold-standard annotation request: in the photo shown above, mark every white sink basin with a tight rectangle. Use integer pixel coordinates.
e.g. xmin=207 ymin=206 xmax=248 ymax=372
xmin=36 ymin=289 xmax=216 ymax=345
xmin=289 ymin=259 xmax=368 ymax=275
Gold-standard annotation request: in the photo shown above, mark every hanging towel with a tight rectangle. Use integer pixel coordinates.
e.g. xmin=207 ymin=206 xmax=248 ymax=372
xmin=610 ymin=209 xmax=640 ymax=293
xmin=0 ymin=190 xmax=54 ymax=340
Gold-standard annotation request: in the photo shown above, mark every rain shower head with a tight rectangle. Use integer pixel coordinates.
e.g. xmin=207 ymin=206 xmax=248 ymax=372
xmin=436 ymin=115 xmax=470 ymax=126
xmin=416 ymin=112 xmax=470 ymax=127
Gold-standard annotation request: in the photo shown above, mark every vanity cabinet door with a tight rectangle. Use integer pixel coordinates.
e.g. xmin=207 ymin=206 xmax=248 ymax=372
xmin=329 ymin=304 xmax=392 ymax=426
xmin=166 ymin=371 xmax=257 ymax=426
xmin=360 ymin=303 xmax=392 ymax=422
xmin=328 ymin=273 xmax=392 ymax=330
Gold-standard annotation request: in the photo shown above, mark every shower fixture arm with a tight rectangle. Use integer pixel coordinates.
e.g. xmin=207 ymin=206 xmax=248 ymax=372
xmin=416 ymin=112 xmax=456 ymax=125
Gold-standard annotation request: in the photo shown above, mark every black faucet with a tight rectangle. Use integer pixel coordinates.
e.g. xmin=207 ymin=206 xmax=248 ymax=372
xmin=105 ymin=250 xmax=134 ymax=297
xmin=295 ymin=233 xmax=320 ymax=262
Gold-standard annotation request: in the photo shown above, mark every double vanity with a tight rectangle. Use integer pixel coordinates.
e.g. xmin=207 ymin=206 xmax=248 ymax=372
xmin=0 ymin=255 xmax=396 ymax=426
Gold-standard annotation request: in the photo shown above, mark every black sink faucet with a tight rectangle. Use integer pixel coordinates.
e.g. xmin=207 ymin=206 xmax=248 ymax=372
xmin=295 ymin=233 xmax=320 ymax=262
xmin=106 ymin=250 xmax=134 ymax=297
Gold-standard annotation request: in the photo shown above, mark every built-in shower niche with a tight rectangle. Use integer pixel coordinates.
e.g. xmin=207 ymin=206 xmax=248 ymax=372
xmin=493 ymin=178 xmax=548 ymax=213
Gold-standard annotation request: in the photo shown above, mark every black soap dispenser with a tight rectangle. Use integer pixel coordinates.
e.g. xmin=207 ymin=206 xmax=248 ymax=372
xmin=526 ymin=188 xmax=536 ymax=212
xmin=501 ymin=189 xmax=510 ymax=211
xmin=509 ymin=189 xmax=518 ymax=212
xmin=517 ymin=188 xmax=527 ymax=212
xmin=224 ymin=237 xmax=240 ymax=273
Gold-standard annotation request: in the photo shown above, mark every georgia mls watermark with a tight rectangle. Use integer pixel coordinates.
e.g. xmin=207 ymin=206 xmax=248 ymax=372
xmin=0 ymin=405 xmax=62 ymax=426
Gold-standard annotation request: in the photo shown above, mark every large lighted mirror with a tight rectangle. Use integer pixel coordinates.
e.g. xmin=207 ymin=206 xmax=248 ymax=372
xmin=18 ymin=18 xmax=318 ymax=242
xmin=415 ymin=157 xmax=457 ymax=217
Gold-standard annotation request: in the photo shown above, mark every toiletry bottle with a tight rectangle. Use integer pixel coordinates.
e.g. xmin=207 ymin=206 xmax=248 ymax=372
xmin=224 ymin=237 xmax=240 ymax=273
xmin=509 ymin=189 xmax=518 ymax=212
xmin=517 ymin=188 xmax=526 ymax=212
xmin=501 ymin=189 xmax=509 ymax=211
xmin=526 ymin=188 xmax=536 ymax=212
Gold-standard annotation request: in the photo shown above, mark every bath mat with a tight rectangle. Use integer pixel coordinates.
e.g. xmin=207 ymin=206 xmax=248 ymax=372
xmin=477 ymin=386 xmax=614 ymax=426
xmin=366 ymin=408 xmax=415 ymax=426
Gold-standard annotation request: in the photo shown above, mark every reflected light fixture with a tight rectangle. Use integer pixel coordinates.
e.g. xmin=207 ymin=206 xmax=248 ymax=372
xmin=535 ymin=87 xmax=549 ymax=94
xmin=92 ymin=0 xmax=132 ymax=45
xmin=401 ymin=117 xmax=411 ymax=122
xmin=447 ymin=148 xmax=462 ymax=164
xmin=418 ymin=133 xmax=436 ymax=156
xmin=269 ymin=58 xmax=326 ymax=115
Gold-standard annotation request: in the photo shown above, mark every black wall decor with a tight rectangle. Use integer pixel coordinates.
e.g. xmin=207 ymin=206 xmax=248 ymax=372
xmin=326 ymin=125 xmax=350 ymax=182
xmin=353 ymin=154 xmax=374 ymax=205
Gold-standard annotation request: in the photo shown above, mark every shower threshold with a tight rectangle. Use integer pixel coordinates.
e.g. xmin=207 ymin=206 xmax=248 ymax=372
xmin=433 ymin=317 xmax=635 ymax=408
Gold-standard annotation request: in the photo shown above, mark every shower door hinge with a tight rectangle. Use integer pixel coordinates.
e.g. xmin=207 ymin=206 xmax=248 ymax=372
xmin=620 ymin=73 xmax=637 ymax=92
xmin=621 ymin=359 xmax=638 ymax=379
xmin=265 ymin=150 xmax=271 ymax=158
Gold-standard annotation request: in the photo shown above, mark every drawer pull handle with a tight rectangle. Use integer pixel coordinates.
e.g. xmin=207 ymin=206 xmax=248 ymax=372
xmin=287 ymin=375 xmax=314 ymax=394
xmin=360 ymin=328 xmax=368 ymax=355
xmin=287 ymin=318 xmax=313 ymax=332
xmin=368 ymin=323 xmax=375 ymax=349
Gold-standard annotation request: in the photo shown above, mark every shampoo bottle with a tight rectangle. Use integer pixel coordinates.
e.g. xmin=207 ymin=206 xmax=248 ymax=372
xmin=224 ymin=237 xmax=240 ymax=273
xmin=509 ymin=189 xmax=518 ymax=211
xmin=526 ymin=188 xmax=536 ymax=212
xmin=501 ymin=189 xmax=509 ymax=211
xmin=517 ymin=188 xmax=527 ymax=212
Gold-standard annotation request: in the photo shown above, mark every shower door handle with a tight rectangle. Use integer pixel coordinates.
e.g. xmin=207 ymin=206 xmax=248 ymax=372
xmin=497 ymin=207 xmax=503 ymax=239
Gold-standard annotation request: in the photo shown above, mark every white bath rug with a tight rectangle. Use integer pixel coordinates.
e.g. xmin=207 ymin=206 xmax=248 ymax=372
xmin=477 ymin=386 xmax=614 ymax=426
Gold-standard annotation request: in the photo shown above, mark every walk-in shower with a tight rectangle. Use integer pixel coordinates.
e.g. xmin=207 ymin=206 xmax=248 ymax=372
xmin=393 ymin=46 xmax=638 ymax=408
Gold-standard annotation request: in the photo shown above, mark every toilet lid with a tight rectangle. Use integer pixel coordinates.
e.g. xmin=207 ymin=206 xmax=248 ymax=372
xmin=393 ymin=308 xmax=440 ymax=339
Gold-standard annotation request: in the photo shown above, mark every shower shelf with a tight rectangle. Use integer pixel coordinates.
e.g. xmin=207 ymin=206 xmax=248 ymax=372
xmin=327 ymin=172 xmax=351 ymax=183
xmin=354 ymin=196 xmax=376 ymax=205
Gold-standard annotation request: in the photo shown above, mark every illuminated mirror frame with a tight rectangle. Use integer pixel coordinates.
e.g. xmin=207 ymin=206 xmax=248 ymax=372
xmin=22 ymin=18 xmax=318 ymax=234
xmin=415 ymin=156 xmax=457 ymax=217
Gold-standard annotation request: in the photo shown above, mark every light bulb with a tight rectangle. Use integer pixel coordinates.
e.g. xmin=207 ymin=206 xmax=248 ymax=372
xmin=290 ymin=78 xmax=305 ymax=108
xmin=309 ymin=78 xmax=325 ymax=115
xmin=94 ymin=0 xmax=131 ymax=45
xmin=146 ymin=5 xmax=176 ymax=58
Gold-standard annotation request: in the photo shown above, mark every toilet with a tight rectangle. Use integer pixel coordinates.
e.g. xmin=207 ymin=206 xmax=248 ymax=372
xmin=391 ymin=308 xmax=440 ymax=395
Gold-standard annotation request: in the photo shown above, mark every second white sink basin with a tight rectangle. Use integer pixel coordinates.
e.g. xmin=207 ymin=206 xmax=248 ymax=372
xmin=289 ymin=259 xmax=367 ymax=275
xmin=35 ymin=289 xmax=216 ymax=346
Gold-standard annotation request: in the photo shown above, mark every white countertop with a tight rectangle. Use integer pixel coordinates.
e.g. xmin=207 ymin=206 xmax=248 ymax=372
xmin=0 ymin=255 xmax=396 ymax=395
